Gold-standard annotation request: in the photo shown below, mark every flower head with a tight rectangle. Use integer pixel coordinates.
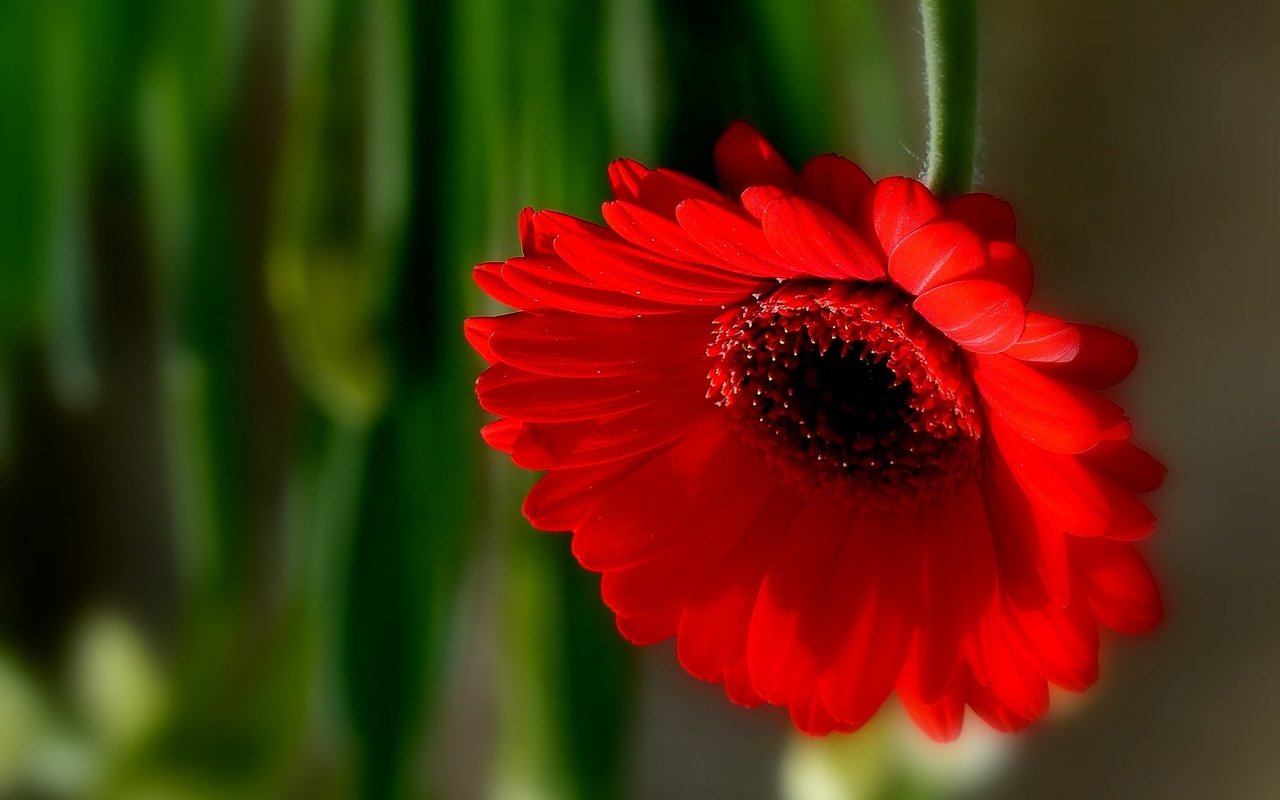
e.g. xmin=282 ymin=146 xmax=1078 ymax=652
xmin=466 ymin=122 xmax=1163 ymax=740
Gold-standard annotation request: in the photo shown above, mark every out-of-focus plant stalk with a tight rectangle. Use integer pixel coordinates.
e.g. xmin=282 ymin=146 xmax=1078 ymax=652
xmin=269 ymin=0 xmax=474 ymax=797
xmin=750 ymin=0 xmax=911 ymax=177
xmin=828 ymin=0 xmax=910 ymax=172
xmin=921 ymin=0 xmax=978 ymax=196
xmin=468 ymin=2 xmax=637 ymax=799
xmin=0 ymin=5 xmax=46 ymax=386
xmin=605 ymin=0 xmax=661 ymax=161
xmin=135 ymin=1 xmax=317 ymax=796
xmin=43 ymin=2 xmax=99 ymax=410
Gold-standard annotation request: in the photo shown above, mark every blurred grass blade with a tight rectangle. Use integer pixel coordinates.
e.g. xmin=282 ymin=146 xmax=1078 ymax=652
xmin=474 ymin=2 xmax=637 ymax=799
xmin=831 ymin=0 xmax=912 ymax=172
xmin=43 ymin=3 xmax=99 ymax=409
xmin=654 ymin=0 xmax=907 ymax=177
xmin=746 ymin=0 xmax=841 ymax=156
xmin=605 ymin=0 xmax=662 ymax=160
xmin=0 ymin=6 xmax=49 ymax=374
xmin=749 ymin=0 xmax=908 ymax=170
xmin=136 ymin=2 xmax=320 ymax=794
xmin=0 ymin=5 xmax=48 ymax=472
xmin=339 ymin=376 xmax=477 ymax=799
xmin=304 ymin=0 xmax=483 ymax=796
xmin=268 ymin=0 xmax=394 ymax=427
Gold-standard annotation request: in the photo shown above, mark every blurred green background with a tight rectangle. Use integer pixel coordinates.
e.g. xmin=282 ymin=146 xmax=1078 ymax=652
xmin=0 ymin=1 xmax=1277 ymax=799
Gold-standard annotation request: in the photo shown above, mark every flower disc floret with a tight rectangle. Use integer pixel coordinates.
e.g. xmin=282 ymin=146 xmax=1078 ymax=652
xmin=709 ymin=282 xmax=981 ymax=503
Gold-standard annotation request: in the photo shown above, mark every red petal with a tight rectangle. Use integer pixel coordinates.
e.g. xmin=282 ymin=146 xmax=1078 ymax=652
xmin=676 ymin=489 xmax=806 ymax=684
xmin=910 ymin=481 xmax=997 ymax=703
xmin=981 ymin=455 xmax=1056 ymax=609
xmin=501 ymin=256 xmax=678 ymax=317
xmin=972 ymin=353 xmax=1107 ymax=453
xmin=714 ymin=121 xmax=796 ymax=196
xmin=608 ymin=158 xmax=647 ymax=203
xmin=572 ymin=423 xmax=748 ymax=571
xmin=943 ymin=193 xmax=1017 ymax=241
xmin=982 ymin=611 xmax=1050 ymax=721
xmin=521 ymin=209 xmax=608 ymax=257
xmin=1081 ymin=439 xmax=1166 ymax=494
xmin=740 ymin=185 xmax=789 ymax=219
xmin=518 ymin=207 xmax=538 ymax=252
xmin=473 ymin=312 xmax=710 ymax=378
xmin=993 ymin=419 xmax=1158 ymax=544
xmin=914 ymin=280 xmax=1025 ymax=354
xmin=1006 ymin=596 xmax=1099 ymax=693
xmin=1093 ymin=475 xmax=1157 ymax=541
xmin=1005 ymin=312 xmax=1082 ymax=363
xmin=477 ymin=360 xmax=703 ymax=423
xmin=968 ymin=680 xmax=1035 ymax=733
xmin=616 ymin=610 xmax=679 ymax=645
xmin=899 ymin=675 xmax=966 ymax=742
xmin=761 ymin=195 xmax=885 ymax=280
xmin=1102 ymin=418 xmax=1133 ymax=441
xmin=989 ymin=416 xmax=1109 ymax=536
xmin=509 ymin=399 xmax=706 ymax=471
xmin=982 ymin=242 xmax=1034 ymax=303
xmin=601 ymin=200 xmax=719 ymax=264
xmin=1072 ymin=538 xmax=1164 ymax=633
xmin=870 ymin=177 xmax=941 ymax=254
xmin=480 ymin=418 xmax=519 ymax=452
xmin=789 ymin=691 xmax=852 ymax=736
xmin=888 ymin=221 xmax=987 ymax=294
xmin=745 ymin=497 xmax=850 ymax=705
xmin=474 ymin=261 xmax=540 ymax=312
xmin=1001 ymin=462 xmax=1071 ymax=608
xmin=1040 ymin=324 xmax=1138 ymax=390
xmin=636 ymin=167 xmax=728 ymax=218
xmin=676 ymin=198 xmax=794 ymax=278
xmin=818 ymin=506 xmax=918 ymax=729
xmin=463 ymin=316 xmax=499 ymax=363
xmin=598 ymin=445 xmax=780 ymax=620
xmin=982 ymin=444 xmax=1075 ymax=610
xmin=1009 ymin=315 xmax=1138 ymax=392
xmin=797 ymin=153 xmax=872 ymax=224
xmin=555 ymin=232 xmax=764 ymax=305
xmin=523 ymin=461 xmax=635 ymax=531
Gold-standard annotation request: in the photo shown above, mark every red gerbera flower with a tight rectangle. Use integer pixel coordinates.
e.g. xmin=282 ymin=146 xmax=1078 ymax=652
xmin=465 ymin=122 xmax=1163 ymax=741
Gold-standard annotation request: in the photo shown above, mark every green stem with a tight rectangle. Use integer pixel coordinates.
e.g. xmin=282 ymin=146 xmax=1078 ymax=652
xmin=920 ymin=0 xmax=978 ymax=196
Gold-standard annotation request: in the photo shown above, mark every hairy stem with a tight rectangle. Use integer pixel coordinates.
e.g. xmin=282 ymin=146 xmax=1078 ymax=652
xmin=920 ymin=0 xmax=978 ymax=196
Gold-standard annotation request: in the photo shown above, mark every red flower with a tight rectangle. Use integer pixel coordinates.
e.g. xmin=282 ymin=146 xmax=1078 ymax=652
xmin=465 ymin=122 xmax=1163 ymax=741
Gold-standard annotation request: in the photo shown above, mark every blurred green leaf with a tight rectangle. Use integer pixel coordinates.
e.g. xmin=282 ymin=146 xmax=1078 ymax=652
xmin=132 ymin=2 xmax=319 ymax=796
xmin=339 ymin=376 xmax=477 ymax=800
xmin=42 ymin=2 xmax=100 ymax=409
xmin=327 ymin=0 xmax=485 ymax=796
xmin=268 ymin=0 xmax=403 ymax=426
xmin=137 ymin=0 xmax=256 ymax=610
xmin=0 ymin=5 xmax=47 ymax=352
xmin=478 ymin=2 xmax=638 ymax=800
xmin=750 ymin=0 xmax=910 ymax=170
xmin=605 ymin=0 xmax=663 ymax=160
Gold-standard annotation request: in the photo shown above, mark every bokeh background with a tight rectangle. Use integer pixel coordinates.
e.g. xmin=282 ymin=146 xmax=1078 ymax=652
xmin=0 ymin=1 xmax=1277 ymax=798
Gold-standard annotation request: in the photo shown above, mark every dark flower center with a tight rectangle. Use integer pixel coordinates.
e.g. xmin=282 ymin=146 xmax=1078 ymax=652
xmin=707 ymin=282 xmax=982 ymax=502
